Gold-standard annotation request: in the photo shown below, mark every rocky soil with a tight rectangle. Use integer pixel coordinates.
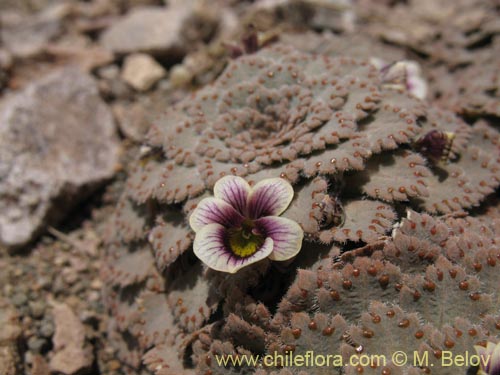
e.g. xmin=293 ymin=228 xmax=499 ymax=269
xmin=0 ymin=1 xmax=289 ymax=373
xmin=0 ymin=1 xmax=230 ymax=373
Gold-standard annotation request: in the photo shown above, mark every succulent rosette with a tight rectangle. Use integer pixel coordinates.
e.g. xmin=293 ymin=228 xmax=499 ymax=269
xmin=475 ymin=341 xmax=500 ymax=375
xmin=102 ymin=39 xmax=500 ymax=375
xmin=189 ymin=175 xmax=304 ymax=273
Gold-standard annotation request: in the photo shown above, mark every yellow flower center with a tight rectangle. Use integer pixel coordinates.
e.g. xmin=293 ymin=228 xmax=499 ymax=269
xmin=228 ymin=220 xmax=265 ymax=258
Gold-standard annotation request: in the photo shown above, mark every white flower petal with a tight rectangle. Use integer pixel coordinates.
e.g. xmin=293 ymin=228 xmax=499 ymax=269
xmin=193 ymin=223 xmax=273 ymax=273
xmin=189 ymin=197 xmax=243 ymax=233
xmin=247 ymin=178 xmax=294 ymax=218
xmin=256 ymin=216 xmax=303 ymax=261
xmin=214 ymin=175 xmax=251 ymax=215
xmin=476 ymin=342 xmax=499 ymax=374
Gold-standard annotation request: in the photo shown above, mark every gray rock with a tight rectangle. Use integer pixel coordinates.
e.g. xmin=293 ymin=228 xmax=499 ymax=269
xmin=112 ymin=101 xmax=150 ymax=141
xmin=11 ymin=293 xmax=27 ymax=308
xmin=99 ymin=6 xmax=191 ymax=56
xmin=0 ymin=4 xmax=70 ymax=58
xmin=39 ymin=321 xmax=54 ymax=338
xmin=36 ymin=277 xmax=52 ymax=290
xmin=27 ymin=337 xmax=47 ymax=353
xmin=96 ymin=65 xmax=120 ymax=81
xmin=98 ymin=76 xmax=133 ymax=100
xmin=0 ymin=69 xmax=120 ymax=249
xmin=28 ymin=301 xmax=46 ymax=319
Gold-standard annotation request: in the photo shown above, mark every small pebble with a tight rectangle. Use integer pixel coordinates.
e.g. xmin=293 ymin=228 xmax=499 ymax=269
xmin=71 ymin=281 xmax=87 ymax=294
xmin=97 ymin=64 xmax=120 ymax=80
xmin=29 ymin=301 xmax=46 ymax=319
xmin=108 ymin=360 xmax=121 ymax=371
xmin=90 ymin=279 xmax=102 ymax=290
xmin=13 ymin=268 xmax=24 ymax=277
xmin=54 ymin=256 xmax=66 ymax=267
xmin=62 ymin=267 xmax=78 ymax=285
xmin=40 ymin=321 xmax=55 ymax=338
xmin=88 ymin=291 xmax=100 ymax=302
xmin=4 ymin=284 xmax=13 ymax=296
xmin=52 ymin=276 xmax=66 ymax=294
xmin=0 ymin=49 xmax=13 ymax=70
xmin=109 ymin=79 xmax=133 ymax=99
xmin=36 ymin=276 xmax=52 ymax=290
xmin=121 ymin=53 xmax=166 ymax=91
xmin=27 ymin=336 xmax=47 ymax=353
xmin=24 ymin=351 xmax=34 ymax=365
xmin=169 ymin=64 xmax=193 ymax=87
xmin=12 ymin=292 xmax=28 ymax=307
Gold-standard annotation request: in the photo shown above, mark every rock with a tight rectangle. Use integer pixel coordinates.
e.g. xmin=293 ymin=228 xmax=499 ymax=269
xmin=121 ymin=53 xmax=166 ymax=91
xmin=49 ymin=303 xmax=93 ymax=375
xmin=27 ymin=337 xmax=47 ymax=353
xmin=51 ymin=304 xmax=85 ymax=354
xmin=96 ymin=65 xmax=120 ymax=81
xmin=169 ymin=64 xmax=193 ymax=88
xmin=99 ymin=6 xmax=191 ymax=57
xmin=98 ymin=78 xmax=133 ymax=101
xmin=39 ymin=321 xmax=54 ymax=338
xmin=11 ymin=293 xmax=27 ymax=308
xmin=0 ymin=4 xmax=70 ymax=58
xmin=0 ymin=345 xmax=18 ymax=375
xmin=252 ymin=0 xmax=355 ymax=32
xmin=0 ymin=69 xmax=120 ymax=249
xmin=0 ymin=50 xmax=11 ymax=91
xmin=107 ymin=359 xmax=121 ymax=372
xmin=0 ymin=300 xmax=21 ymax=344
xmin=0 ymin=49 xmax=13 ymax=70
xmin=305 ymin=0 xmax=356 ymax=32
xmin=112 ymin=101 xmax=150 ymax=142
xmin=28 ymin=301 xmax=46 ymax=319
xmin=0 ymin=0 xmax=64 ymax=13
xmin=31 ymin=355 xmax=50 ymax=375
xmin=44 ymin=43 xmax=114 ymax=73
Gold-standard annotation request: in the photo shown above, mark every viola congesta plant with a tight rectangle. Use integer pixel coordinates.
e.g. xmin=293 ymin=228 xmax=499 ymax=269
xmin=189 ymin=175 xmax=304 ymax=273
xmin=102 ymin=38 xmax=500 ymax=375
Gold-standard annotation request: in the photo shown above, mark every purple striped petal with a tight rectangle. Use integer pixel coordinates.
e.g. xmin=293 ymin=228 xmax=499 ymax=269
xmin=475 ymin=342 xmax=500 ymax=374
xmin=475 ymin=345 xmax=488 ymax=371
xmin=189 ymin=197 xmax=244 ymax=233
xmin=255 ymin=216 xmax=303 ymax=261
xmin=491 ymin=342 xmax=500 ymax=374
xmin=214 ymin=175 xmax=251 ymax=215
xmin=193 ymin=223 xmax=274 ymax=273
xmin=247 ymin=178 xmax=294 ymax=219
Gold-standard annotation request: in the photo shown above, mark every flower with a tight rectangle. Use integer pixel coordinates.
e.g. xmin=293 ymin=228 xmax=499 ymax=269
xmin=378 ymin=60 xmax=428 ymax=100
xmin=475 ymin=341 xmax=500 ymax=375
xmin=414 ymin=129 xmax=455 ymax=164
xmin=189 ymin=175 xmax=304 ymax=273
